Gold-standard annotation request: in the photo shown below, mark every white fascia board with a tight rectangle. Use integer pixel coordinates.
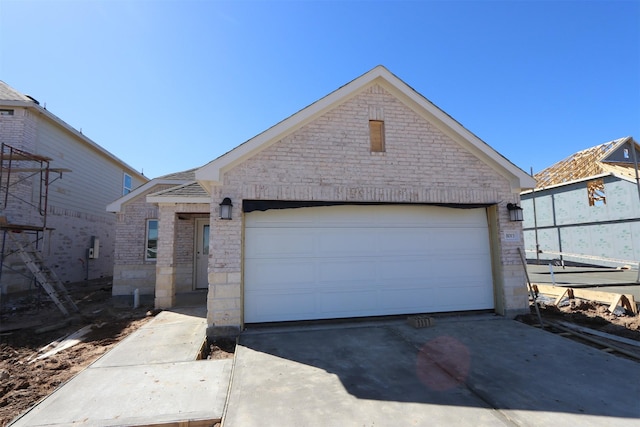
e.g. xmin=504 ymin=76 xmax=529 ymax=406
xmin=106 ymin=179 xmax=190 ymax=212
xmin=521 ymin=173 xmax=636 ymax=196
xmin=520 ymin=173 xmax=614 ymax=195
xmin=146 ymin=195 xmax=210 ymax=204
xmin=613 ymin=173 xmax=638 ymax=184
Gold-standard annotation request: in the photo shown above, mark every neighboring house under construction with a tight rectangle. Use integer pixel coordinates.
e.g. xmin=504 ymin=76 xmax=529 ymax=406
xmin=521 ymin=137 xmax=640 ymax=268
xmin=0 ymin=81 xmax=147 ymax=296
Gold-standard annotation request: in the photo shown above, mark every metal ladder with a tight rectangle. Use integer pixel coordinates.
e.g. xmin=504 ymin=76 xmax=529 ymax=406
xmin=8 ymin=232 xmax=79 ymax=316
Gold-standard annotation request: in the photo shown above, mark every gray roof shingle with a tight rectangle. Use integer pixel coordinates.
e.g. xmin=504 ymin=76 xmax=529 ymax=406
xmin=0 ymin=81 xmax=34 ymax=103
xmin=149 ymin=181 xmax=208 ymax=198
xmin=156 ymin=168 xmax=198 ymax=181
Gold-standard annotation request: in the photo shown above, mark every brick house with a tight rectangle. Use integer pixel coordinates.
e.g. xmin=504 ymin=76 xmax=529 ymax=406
xmin=106 ymin=169 xmax=209 ymax=298
xmin=109 ymin=66 xmax=535 ymax=337
xmin=0 ymin=81 xmax=147 ymax=294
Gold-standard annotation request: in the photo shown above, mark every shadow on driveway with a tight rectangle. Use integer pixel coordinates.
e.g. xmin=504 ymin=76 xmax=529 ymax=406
xmin=224 ymin=317 xmax=640 ymax=426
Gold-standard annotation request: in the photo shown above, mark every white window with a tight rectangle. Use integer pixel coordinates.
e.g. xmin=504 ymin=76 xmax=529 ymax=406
xmin=146 ymin=219 xmax=158 ymax=260
xmin=123 ymin=173 xmax=132 ymax=195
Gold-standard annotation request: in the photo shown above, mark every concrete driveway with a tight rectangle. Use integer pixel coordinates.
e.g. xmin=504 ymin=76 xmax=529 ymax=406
xmin=224 ymin=316 xmax=640 ymax=427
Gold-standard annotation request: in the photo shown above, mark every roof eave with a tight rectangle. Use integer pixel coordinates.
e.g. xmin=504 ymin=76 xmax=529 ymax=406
xmin=106 ymin=179 xmax=191 ymax=212
xmin=520 ymin=172 xmax=624 ymax=194
xmin=1 ymin=100 xmax=147 ymax=182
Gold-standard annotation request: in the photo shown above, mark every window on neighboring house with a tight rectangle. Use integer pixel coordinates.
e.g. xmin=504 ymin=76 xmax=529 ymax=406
xmin=0 ymin=109 xmax=14 ymax=116
xmin=587 ymin=179 xmax=606 ymax=206
xmin=146 ymin=219 xmax=158 ymax=260
xmin=369 ymin=120 xmax=385 ymax=152
xmin=623 ymin=148 xmax=630 ymax=159
xmin=123 ymin=173 xmax=132 ymax=195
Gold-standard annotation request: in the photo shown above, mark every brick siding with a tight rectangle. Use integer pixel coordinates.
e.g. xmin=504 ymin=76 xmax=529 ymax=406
xmin=203 ymin=84 xmax=527 ymax=334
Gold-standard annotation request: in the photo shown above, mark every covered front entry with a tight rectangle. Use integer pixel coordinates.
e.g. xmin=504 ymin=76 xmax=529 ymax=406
xmin=244 ymin=204 xmax=494 ymax=323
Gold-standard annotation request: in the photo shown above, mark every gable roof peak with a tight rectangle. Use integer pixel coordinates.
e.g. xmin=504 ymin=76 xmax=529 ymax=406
xmin=196 ymin=66 xmax=536 ymax=192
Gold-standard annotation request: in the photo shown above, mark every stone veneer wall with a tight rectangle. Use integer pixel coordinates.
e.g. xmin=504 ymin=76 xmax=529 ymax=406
xmin=205 ymin=84 xmax=528 ymax=336
xmin=153 ymin=202 xmax=209 ymax=308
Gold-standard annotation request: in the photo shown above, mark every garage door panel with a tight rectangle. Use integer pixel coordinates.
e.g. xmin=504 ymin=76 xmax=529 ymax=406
xmin=318 ymin=230 xmax=379 ymax=256
xmin=317 ymin=260 xmax=378 ymax=283
xmin=426 ymin=251 xmax=491 ymax=269
xmin=244 ymin=260 xmax=316 ymax=288
xmin=378 ymin=287 xmax=438 ymax=311
xmin=377 ymin=258 xmax=434 ymax=280
xmin=244 ymin=205 xmax=494 ymax=323
xmin=245 ymin=292 xmax=317 ymax=322
xmin=317 ymin=290 xmax=379 ymax=315
xmin=381 ymin=229 xmax=432 ymax=255
xmin=246 ymin=209 xmax=316 ymax=227
xmin=426 ymin=228 xmax=488 ymax=252
xmin=433 ymin=286 xmax=494 ymax=310
xmin=245 ymin=229 xmax=315 ymax=257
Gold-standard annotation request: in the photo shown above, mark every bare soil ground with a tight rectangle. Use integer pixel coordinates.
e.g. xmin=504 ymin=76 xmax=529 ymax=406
xmin=0 ymin=279 xmax=233 ymax=427
xmin=516 ymin=298 xmax=640 ymax=360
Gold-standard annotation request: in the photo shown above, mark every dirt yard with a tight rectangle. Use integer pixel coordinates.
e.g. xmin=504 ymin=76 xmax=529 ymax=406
xmin=517 ymin=297 xmax=640 ymax=361
xmin=518 ymin=297 xmax=640 ymax=339
xmin=0 ymin=279 xmax=233 ymax=427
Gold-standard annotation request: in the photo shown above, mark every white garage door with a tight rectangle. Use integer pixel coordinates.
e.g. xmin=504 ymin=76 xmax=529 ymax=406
xmin=244 ymin=205 xmax=494 ymax=323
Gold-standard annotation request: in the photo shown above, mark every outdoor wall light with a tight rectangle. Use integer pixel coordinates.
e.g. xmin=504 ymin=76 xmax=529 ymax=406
xmin=219 ymin=197 xmax=233 ymax=220
xmin=506 ymin=203 xmax=524 ymax=222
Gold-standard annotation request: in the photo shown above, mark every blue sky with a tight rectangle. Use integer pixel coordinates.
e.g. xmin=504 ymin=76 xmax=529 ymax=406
xmin=1 ymin=0 xmax=638 ymax=179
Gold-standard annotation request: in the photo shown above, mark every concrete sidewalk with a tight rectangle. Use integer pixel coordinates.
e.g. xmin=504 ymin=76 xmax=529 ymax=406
xmin=9 ymin=306 xmax=232 ymax=427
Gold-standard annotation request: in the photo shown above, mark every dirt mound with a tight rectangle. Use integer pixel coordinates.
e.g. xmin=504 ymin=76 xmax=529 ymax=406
xmin=0 ymin=279 xmax=155 ymax=426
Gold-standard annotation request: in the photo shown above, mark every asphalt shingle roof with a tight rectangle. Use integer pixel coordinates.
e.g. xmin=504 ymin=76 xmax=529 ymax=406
xmin=156 ymin=168 xmax=198 ymax=181
xmin=149 ymin=181 xmax=208 ymax=198
xmin=0 ymin=81 xmax=34 ymax=103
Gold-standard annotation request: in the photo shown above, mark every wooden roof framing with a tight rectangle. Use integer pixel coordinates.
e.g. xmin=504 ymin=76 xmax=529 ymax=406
xmin=534 ymin=137 xmax=639 ymax=188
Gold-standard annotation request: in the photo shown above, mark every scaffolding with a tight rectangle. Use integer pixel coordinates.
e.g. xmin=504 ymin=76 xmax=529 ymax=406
xmin=0 ymin=143 xmax=76 ymax=315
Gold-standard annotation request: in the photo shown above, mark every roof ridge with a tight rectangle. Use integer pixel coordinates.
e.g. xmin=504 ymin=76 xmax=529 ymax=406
xmin=155 ymin=166 xmax=202 ymax=180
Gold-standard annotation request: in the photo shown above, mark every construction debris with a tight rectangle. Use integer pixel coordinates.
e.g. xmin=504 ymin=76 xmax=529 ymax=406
xmin=533 ymin=283 xmax=638 ymax=315
xmin=407 ymin=315 xmax=435 ymax=329
xmin=28 ymin=324 xmax=94 ymax=363
xmin=553 ymin=320 xmax=640 ymax=348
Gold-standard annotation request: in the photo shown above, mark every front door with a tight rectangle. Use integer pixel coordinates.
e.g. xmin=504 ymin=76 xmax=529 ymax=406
xmin=195 ymin=219 xmax=210 ymax=289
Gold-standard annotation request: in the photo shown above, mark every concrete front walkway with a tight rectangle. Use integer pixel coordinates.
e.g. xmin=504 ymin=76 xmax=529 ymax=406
xmin=10 ymin=306 xmax=232 ymax=427
xmin=225 ymin=316 xmax=640 ymax=427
